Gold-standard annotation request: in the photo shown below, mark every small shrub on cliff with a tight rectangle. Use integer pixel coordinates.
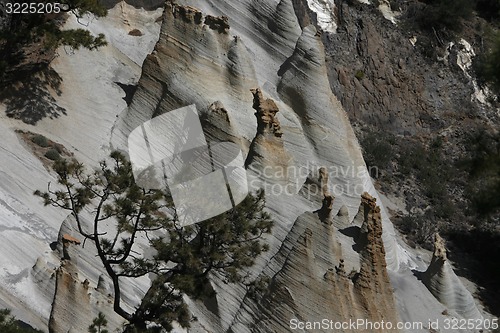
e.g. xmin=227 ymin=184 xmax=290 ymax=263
xmin=88 ymin=312 xmax=108 ymax=333
xmin=128 ymin=29 xmax=143 ymax=36
xmin=417 ymin=0 xmax=474 ymax=31
xmin=459 ymin=127 xmax=500 ymax=217
xmin=398 ymin=138 xmax=454 ymax=219
xmin=395 ymin=212 xmax=437 ymax=249
xmin=44 ymin=148 xmax=61 ymax=161
xmin=355 ymin=70 xmax=365 ymax=80
xmin=31 ymin=134 xmax=49 ymax=148
xmin=475 ymin=31 xmax=500 ymax=94
xmin=359 ymin=130 xmax=395 ymax=177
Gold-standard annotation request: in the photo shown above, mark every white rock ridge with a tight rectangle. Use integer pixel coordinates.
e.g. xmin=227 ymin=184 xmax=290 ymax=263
xmin=421 ymin=234 xmax=482 ymax=319
xmin=305 ymin=0 xmax=338 ymax=33
xmin=109 ymin=0 xmax=425 ymax=331
xmin=0 ymin=0 xmax=493 ymax=331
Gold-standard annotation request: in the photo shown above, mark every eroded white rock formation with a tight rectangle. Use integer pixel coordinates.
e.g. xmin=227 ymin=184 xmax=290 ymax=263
xmin=0 ymin=0 xmax=494 ymax=331
xmin=421 ymin=234 xmax=482 ymax=319
xmin=107 ymin=0 xmax=433 ymax=331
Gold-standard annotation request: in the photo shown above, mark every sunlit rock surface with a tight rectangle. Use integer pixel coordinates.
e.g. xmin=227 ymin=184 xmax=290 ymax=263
xmin=0 ymin=0 xmax=493 ymax=332
xmin=110 ymin=1 xmax=427 ymax=331
xmin=420 ymin=234 xmax=482 ymax=319
xmin=48 ymin=216 xmax=126 ymax=333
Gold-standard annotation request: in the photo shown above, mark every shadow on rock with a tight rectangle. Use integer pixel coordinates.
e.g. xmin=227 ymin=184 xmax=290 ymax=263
xmin=412 ymin=269 xmax=424 ymax=281
xmin=339 ymin=225 xmax=360 ymax=239
xmin=339 ymin=225 xmax=362 ymax=252
xmin=446 ymin=229 xmax=500 ymax=316
xmin=0 ymin=64 xmax=66 ymax=125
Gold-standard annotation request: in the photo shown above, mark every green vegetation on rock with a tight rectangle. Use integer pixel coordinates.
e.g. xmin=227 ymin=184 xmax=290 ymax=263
xmin=417 ymin=0 xmax=474 ymax=31
xmin=0 ymin=0 xmax=108 ymax=124
xmin=0 ymin=309 xmax=43 ymax=333
xmin=88 ymin=312 xmax=109 ymax=333
xmin=475 ymin=31 xmax=500 ymax=94
xmin=31 ymin=134 xmax=49 ymax=148
xmin=44 ymin=148 xmax=61 ymax=161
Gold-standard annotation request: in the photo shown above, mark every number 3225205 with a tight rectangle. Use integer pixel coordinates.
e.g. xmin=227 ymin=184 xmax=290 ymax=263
xmin=2 ymin=2 xmax=70 ymax=14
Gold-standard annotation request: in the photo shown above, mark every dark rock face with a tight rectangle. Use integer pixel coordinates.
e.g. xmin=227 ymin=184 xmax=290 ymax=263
xmin=204 ymin=15 xmax=230 ymax=34
xmin=323 ymin=2 xmax=483 ymax=135
xmin=167 ymin=3 xmax=230 ymax=33
xmin=171 ymin=4 xmax=203 ymax=24
xmin=0 ymin=0 xmax=11 ymax=30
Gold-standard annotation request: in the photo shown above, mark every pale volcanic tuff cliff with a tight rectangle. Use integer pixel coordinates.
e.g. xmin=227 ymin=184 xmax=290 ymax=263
xmin=0 ymin=0 xmax=495 ymax=331
xmin=229 ymin=189 xmax=399 ymax=333
xmin=420 ymin=234 xmax=482 ymax=319
xmin=112 ymin=0 xmax=404 ymax=272
xmin=108 ymin=0 xmax=496 ymax=331
xmin=109 ymin=0 xmax=447 ymax=332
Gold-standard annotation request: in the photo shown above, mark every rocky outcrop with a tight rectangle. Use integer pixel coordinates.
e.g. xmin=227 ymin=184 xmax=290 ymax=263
xmin=317 ymin=167 xmax=335 ymax=224
xmin=99 ymin=0 xmax=164 ymax=10
xmin=243 ymin=211 xmax=356 ymax=333
xmin=204 ymin=15 xmax=230 ymax=34
xmin=353 ymin=193 xmax=399 ymax=326
xmin=171 ymin=4 xmax=203 ymax=24
xmin=48 ymin=219 xmax=126 ymax=333
xmin=337 ymin=204 xmax=350 ymax=226
xmin=251 ymin=88 xmax=283 ymax=138
xmin=201 ymin=101 xmax=244 ymax=149
xmin=421 ymin=234 xmax=482 ymax=319
xmin=245 ymin=88 xmax=291 ymax=177
xmin=168 ymin=3 xmax=230 ymax=33
xmin=56 ymin=216 xmax=82 ymax=262
xmin=325 ymin=1 xmax=492 ymax=135
xmin=229 ymin=192 xmax=398 ymax=332
xmin=112 ymin=1 xmax=259 ymax=148
xmin=30 ymin=257 xmax=57 ymax=316
xmin=107 ymin=0 xmax=435 ymax=331
xmin=48 ymin=261 xmax=93 ymax=333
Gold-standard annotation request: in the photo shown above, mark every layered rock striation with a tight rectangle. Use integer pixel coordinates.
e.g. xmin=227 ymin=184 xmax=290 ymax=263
xmin=112 ymin=0 xmax=404 ymax=271
xmin=103 ymin=0 xmax=487 ymax=332
xmin=230 ymin=188 xmax=398 ymax=333
xmin=48 ymin=215 xmax=127 ymax=333
xmin=245 ymin=88 xmax=291 ymax=180
xmin=353 ymin=193 xmax=398 ymax=327
xmin=420 ymin=234 xmax=482 ymax=319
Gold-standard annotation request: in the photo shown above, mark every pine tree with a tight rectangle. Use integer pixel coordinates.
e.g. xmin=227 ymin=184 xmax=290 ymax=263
xmin=88 ymin=312 xmax=109 ymax=333
xmin=0 ymin=309 xmax=44 ymax=333
xmin=0 ymin=0 xmax=108 ymax=71
xmin=36 ymin=151 xmax=273 ymax=331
